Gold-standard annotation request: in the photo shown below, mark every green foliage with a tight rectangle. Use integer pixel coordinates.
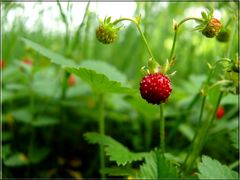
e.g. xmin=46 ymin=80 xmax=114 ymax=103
xmin=197 ymin=155 xmax=239 ymax=179
xmin=66 ymin=65 xmax=135 ymax=95
xmin=4 ymin=153 xmax=29 ymax=167
xmin=84 ymin=132 xmax=146 ymax=166
xmin=29 ymin=147 xmax=50 ymax=164
xmin=100 ymin=167 xmax=135 ymax=177
xmin=21 ymin=38 xmax=75 ymax=67
xmin=137 ymin=150 xmax=179 ymax=179
xmin=229 ymin=129 xmax=238 ymax=150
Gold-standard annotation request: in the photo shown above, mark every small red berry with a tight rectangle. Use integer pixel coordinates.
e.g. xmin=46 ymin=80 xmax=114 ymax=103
xmin=140 ymin=73 xmax=172 ymax=105
xmin=0 ymin=60 xmax=5 ymax=69
xmin=68 ymin=74 xmax=76 ymax=86
xmin=216 ymin=106 xmax=225 ymax=119
xmin=22 ymin=59 xmax=33 ymax=65
xmin=202 ymin=18 xmax=222 ymax=38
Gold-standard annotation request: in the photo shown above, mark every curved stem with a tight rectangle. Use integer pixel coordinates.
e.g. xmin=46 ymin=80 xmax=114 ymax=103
xmin=159 ymin=104 xmax=165 ymax=153
xmin=168 ymin=30 xmax=178 ymax=62
xmin=168 ymin=17 xmax=204 ymax=65
xmin=178 ymin=17 xmax=203 ymax=28
xmin=113 ymin=18 xmax=156 ymax=61
xmin=99 ymin=93 xmax=106 ymax=180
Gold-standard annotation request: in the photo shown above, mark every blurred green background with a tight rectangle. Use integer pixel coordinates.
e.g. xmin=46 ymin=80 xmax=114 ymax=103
xmin=1 ymin=1 xmax=238 ymax=179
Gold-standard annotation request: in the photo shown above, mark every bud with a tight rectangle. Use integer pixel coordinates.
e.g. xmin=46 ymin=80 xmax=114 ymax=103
xmin=96 ymin=17 xmax=119 ymax=44
xmin=202 ymin=18 xmax=222 ymax=38
xmin=216 ymin=28 xmax=230 ymax=42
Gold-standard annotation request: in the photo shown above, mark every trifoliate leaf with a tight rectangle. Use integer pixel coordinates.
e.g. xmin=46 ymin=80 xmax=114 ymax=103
xmin=197 ymin=155 xmax=239 ymax=179
xmin=137 ymin=150 xmax=179 ymax=179
xmin=84 ymin=132 xmax=146 ymax=166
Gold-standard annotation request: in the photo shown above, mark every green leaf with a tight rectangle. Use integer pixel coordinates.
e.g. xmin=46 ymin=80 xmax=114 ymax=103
xmin=138 ymin=150 xmax=179 ymax=179
xmin=66 ymin=67 xmax=136 ymax=94
xmin=197 ymin=155 xmax=239 ymax=179
xmin=84 ymin=132 xmax=146 ymax=166
xmin=100 ymin=167 xmax=136 ymax=177
xmin=32 ymin=116 xmax=59 ymax=127
xmin=124 ymin=95 xmax=158 ymax=119
xmin=229 ymin=129 xmax=238 ymax=150
xmin=21 ymin=38 xmax=75 ymax=67
xmin=2 ymin=145 xmax=11 ymax=160
xmin=4 ymin=153 xmax=29 ymax=167
xmin=178 ymin=123 xmax=194 ymax=141
xmin=11 ymin=108 xmax=31 ymax=124
xmin=29 ymin=147 xmax=50 ymax=164
xmin=80 ymin=60 xmax=127 ymax=84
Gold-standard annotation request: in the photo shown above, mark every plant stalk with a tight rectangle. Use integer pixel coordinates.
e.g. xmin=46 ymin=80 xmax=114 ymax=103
xmin=113 ymin=18 xmax=156 ymax=61
xmin=168 ymin=17 xmax=204 ymax=66
xmin=98 ymin=93 xmax=106 ymax=180
xmin=160 ymin=103 xmax=165 ymax=153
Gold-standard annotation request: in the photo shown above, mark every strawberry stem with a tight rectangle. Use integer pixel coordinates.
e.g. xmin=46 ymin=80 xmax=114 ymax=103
xmin=168 ymin=17 xmax=204 ymax=72
xmin=160 ymin=103 xmax=165 ymax=153
xmin=113 ymin=17 xmax=156 ymax=63
xmin=98 ymin=93 xmax=106 ymax=180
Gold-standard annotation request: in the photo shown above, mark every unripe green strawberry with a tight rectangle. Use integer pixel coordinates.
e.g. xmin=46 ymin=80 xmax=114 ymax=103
xmin=96 ymin=17 xmax=120 ymax=44
xmin=140 ymin=73 xmax=172 ymax=105
xmin=216 ymin=28 xmax=230 ymax=42
xmin=202 ymin=18 xmax=222 ymax=38
xmin=96 ymin=25 xmax=117 ymax=44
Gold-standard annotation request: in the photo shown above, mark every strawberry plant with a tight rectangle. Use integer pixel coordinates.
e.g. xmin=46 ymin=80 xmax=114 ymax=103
xmin=1 ymin=1 xmax=239 ymax=179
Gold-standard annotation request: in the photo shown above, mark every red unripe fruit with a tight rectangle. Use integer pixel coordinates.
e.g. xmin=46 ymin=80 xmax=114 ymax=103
xmin=68 ymin=74 xmax=76 ymax=86
xmin=202 ymin=18 xmax=222 ymax=38
xmin=22 ymin=59 xmax=33 ymax=65
xmin=216 ymin=106 xmax=225 ymax=119
xmin=140 ymin=73 xmax=172 ymax=105
xmin=0 ymin=60 xmax=5 ymax=69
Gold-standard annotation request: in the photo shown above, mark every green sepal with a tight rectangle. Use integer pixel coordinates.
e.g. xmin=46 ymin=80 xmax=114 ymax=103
xmin=147 ymin=58 xmax=160 ymax=74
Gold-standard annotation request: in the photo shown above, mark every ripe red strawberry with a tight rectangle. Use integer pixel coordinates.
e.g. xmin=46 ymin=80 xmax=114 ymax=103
xmin=202 ymin=18 xmax=222 ymax=38
xmin=68 ymin=74 xmax=76 ymax=86
xmin=140 ymin=73 xmax=172 ymax=105
xmin=216 ymin=106 xmax=225 ymax=119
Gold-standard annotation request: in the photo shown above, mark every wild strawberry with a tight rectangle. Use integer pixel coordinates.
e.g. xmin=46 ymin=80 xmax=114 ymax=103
xmin=96 ymin=17 xmax=119 ymax=44
xmin=216 ymin=106 xmax=225 ymax=119
xmin=140 ymin=73 xmax=172 ymax=105
xmin=68 ymin=74 xmax=76 ymax=86
xmin=0 ymin=59 xmax=5 ymax=69
xmin=22 ymin=59 xmax=33 ymax=65
xmin=202 ymin=18 xmax=222 ymax=38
